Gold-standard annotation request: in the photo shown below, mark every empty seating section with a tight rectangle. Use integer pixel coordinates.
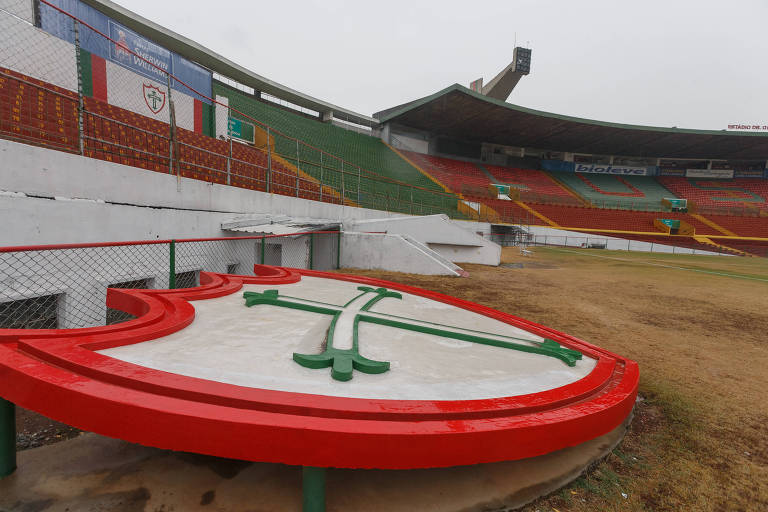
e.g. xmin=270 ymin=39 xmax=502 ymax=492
xmin=700 ymin=214 xmax=768 ymax=238
xmin=82 ymin=96 xmax=170 ymax=172
xmin=0 ymin=68 xmax=336 ymax=201
xmin=475 ymin=198 xmax=537 ymax=224
xmin=3 ymin=68 xmax=768 ymax=248
xmin=555 ymin=173 xmax=677 ymax=210
xmin=0 ymin=67 xmax=78 ymax=152
xmin=211 ymin=83 xmax=458 ymax=216
xmin=717 ymin=240 xmax=768 ymax=257
xmin=484 ymin=165 xmax=579 ymax=205
xmin=401 ymin=151 xmax=492 ymax=194
xmin=526 ymin=204 xmax=724 ymax=235
xmin=658 ymin=177 xmax=768 ymax=213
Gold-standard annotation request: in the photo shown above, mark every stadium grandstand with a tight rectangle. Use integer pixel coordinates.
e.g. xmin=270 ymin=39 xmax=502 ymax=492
xmin=0 ymin=0 xmax=767 ymax=261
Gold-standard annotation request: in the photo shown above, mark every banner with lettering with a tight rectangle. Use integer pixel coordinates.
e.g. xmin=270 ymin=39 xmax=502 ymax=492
xmin=39 ymin=0 xmax=211 ymax=103
xmin=685 ymin=169 xmax=734 ymax=179
xmin=574 ymin=163 xmax=652 ymax=176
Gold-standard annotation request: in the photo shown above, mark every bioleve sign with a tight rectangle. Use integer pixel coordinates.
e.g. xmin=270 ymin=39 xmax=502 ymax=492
xmin=575 ymin=164 xmax=650 ymax=176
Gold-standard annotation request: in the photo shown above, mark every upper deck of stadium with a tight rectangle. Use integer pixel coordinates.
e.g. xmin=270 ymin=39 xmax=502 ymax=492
xmin=374 ymin=84 xmax=768 ymax=161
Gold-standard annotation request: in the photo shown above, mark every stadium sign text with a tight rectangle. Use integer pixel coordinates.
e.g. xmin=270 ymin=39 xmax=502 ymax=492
xmin=574 ymin=164 xmax=649 ymax=176
xmin=726 ymin=124 xmax=768 ymax=131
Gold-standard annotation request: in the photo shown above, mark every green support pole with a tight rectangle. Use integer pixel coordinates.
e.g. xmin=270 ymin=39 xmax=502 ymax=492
xmin=0 ymin=398 xmax=16 ymax=478
xmin=169 ymin=240 xmax=176 ymax=289
xmin=260 ymin=237 xmax=266 ymax=265
xmin=309 ymin=234 xmax=314 ymax=270
xmin=336 ymin=232 xmax=341 ymax=269
xmin=302 ymin=466 xmax=326 ymax=512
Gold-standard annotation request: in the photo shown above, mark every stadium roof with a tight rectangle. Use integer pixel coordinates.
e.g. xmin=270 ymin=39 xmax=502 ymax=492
xmin=83 ymin=0 xmax=378 ymax=128
xmin=374 ymin=85 xmax=768 ymax=160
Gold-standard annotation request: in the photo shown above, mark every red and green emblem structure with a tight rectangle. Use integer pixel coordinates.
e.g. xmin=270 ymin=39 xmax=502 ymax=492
xmin=0 ymin=265 xmax=638 ymax=511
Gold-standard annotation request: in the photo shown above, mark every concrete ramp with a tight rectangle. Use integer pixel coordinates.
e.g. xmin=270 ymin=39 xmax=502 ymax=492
xmin=345 ymin=215 xmax=500 ymax=266
xmin=341 ymin=232 xmax=466 ymax=276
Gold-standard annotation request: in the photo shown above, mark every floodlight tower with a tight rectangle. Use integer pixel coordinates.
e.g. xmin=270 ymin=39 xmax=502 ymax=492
xmin=469 ymin=47 xmax=532 ymax=101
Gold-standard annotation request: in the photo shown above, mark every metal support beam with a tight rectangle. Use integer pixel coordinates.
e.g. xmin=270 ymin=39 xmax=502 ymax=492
xmin=302 ymin=466 xmax=326 ymax=512
xmin=169 ymin=240 xmax=176 ymax=289
xmin=0 ymin=398 xmax=16 ymax=478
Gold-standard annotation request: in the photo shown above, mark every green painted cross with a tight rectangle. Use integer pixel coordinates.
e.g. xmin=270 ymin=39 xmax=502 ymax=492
xmin=146 ymin=90 xmax=163 ymax=110
xmin=243 ymin=286 xmax=582 ymax=382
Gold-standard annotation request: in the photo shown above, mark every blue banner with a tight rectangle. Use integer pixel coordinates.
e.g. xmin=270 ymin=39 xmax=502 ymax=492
xmin=541 ymin=159 xmax=574 ymax=173
xmin=108 ymin=20 xmax=170 ymax=82
xmin=40 ymin=0 xmax=211 ymax=103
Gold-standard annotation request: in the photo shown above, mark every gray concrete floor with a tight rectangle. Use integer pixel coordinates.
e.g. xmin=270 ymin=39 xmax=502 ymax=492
xmin=0 ymin=423 xmax=627 ymax=512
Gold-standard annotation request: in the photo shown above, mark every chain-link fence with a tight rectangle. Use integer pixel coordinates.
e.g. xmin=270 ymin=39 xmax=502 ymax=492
xmin=0 ymin=231 xmax=341 ymax=330
xmin=519 ymin=234 xmax=750 ymax=256
xmin=0 ymin=0 xmax=463 ymax=219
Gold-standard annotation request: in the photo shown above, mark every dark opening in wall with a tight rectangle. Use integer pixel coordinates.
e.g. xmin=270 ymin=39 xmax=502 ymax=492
xmin=0 ymin=294 xmax=60 ymax=329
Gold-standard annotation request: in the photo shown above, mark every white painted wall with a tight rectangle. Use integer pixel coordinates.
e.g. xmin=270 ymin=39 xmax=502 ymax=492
xmin=0 ymin=11 xmax=77 ymax=91
xmin=0 ymin=0 xmax=34 ymax=23
xmin=0 ymin=139 xmax=409 ymax=244
xmin=525 ymin=225 xmax=724 ymax=256
xmin=344 ymin=215 xmax=500 ymax=265
xmin=214 ymin=95 xmax=229 ymax=139
xmin=341 ymin=232 xmax=463 ymax=276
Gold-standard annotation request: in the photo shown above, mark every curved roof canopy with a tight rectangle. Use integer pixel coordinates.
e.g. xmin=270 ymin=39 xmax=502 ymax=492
xmin=375 ymin=85 xmax=768 ymax=160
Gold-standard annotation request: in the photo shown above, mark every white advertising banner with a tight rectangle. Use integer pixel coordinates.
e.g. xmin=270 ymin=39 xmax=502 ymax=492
xmin=574 ymin=163 xmax=650 ymax=176
xmin=685 ymin=169 xmax=734 ymax=179
xmin=104 ymin=59 xmax=196 ymax=131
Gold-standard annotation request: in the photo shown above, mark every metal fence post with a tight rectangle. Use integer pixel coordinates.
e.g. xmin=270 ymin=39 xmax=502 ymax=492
xmin=308 ymin=233 xmax=314 ymax=270
xmin=296 ymin=140 xmax=300 ymax=197
xmin=260 ymin=237 xmax=266 ymax=264
xmin=341 ymin=161 xmax=345 ymax=203
xmin=319 ymin=152 xmax=324 ymax=202
xmin=73 ymin=19 xmax=85 ymax=155
xmin=357 ymin=166 xmax=361 ymax=204
xmin=169 ymin=240 xmax=176 ymax=289
xmin=0 ymin=398 xmax=15 ymax=478
xmin=336 ymin=232 xmax=341 ymax=269
xmin=266 ymin=127 xmax=272 ymax=193
xmin=166 ymin=73 xmax=175 ymax=175
xmin=227 ymin=131 xmax=232 ymax=186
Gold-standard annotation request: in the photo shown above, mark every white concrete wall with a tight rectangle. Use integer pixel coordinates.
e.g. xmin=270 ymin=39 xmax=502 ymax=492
xmin=0 ymin=139 xmax=407 ymax=244
xmin=215 ymin=95 xmax=229 ymax=139
xmin=341 ymin=232 xmax=463 ymax=276
xmin=0 ymin=10 xmax=77 ymax=91
xmin=345 ymin=215 xmax=500 ymax=266
xmin=0 ymin=0 xmax=34 ymax=23
xmin=525 ymin=225 xmax=724 ymax=256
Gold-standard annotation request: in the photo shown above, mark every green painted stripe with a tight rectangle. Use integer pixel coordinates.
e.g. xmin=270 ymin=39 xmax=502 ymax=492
xmin=79 ymin=49 xmax=93 ymax=98
xmin=201 ymin=102 xmax=214 ymax=137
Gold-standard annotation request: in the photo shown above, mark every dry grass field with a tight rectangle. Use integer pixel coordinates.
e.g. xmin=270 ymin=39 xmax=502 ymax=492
xmin=338 ymin=247 xmax=768 ymax=512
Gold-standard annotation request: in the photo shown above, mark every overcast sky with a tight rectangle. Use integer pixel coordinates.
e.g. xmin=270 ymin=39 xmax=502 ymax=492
xmin=122 ymin=0 xmax=766 ymax=130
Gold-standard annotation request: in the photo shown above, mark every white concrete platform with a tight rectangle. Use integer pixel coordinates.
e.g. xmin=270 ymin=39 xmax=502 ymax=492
xmin=99 ymin=276 xmax=596 ymax=401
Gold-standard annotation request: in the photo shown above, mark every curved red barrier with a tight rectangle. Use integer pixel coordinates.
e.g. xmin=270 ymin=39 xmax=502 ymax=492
xmin=0 ymin=266 xmax=638 ymax=469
